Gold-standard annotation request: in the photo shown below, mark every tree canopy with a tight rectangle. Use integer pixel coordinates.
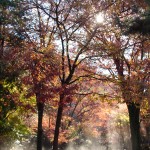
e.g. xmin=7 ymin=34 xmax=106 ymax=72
xmin=0 ymin=0 xmax=149 ymax=150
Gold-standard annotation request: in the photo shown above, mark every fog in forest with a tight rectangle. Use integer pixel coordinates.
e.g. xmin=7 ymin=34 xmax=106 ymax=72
xmin=1 ymin=104 xmax=133 ymax=150
xmin=65 ymin=104 xmax=131 ymax=150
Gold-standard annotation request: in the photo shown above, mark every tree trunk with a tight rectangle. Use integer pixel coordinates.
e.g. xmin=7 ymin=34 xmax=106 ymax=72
xmin=53 ymin=95 xmax=64 ymax=150
xmin=0 ymin=37 xmax=4 ymax=58
xmin=37 ymin=101 xmax=44 ymax=150
xmin=127 ymin=102 xmax=141 ymax=150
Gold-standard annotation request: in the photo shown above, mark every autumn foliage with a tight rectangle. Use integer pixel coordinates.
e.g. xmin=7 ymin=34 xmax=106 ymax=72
xmin=0 ymin=1 xmax=150 ymax=150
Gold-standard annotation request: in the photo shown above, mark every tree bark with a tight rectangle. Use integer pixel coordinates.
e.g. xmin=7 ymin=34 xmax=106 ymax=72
xmin=53 ymin=94 xmax=64 ymax=150
xmin=37 ymin=101 xmax=44 ymax=150
xmin=127 ymin=102 xmax=141 ymax=150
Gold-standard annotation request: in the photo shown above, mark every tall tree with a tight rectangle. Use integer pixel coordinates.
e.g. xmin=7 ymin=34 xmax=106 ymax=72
xmin=92 ymin=1 xmax=150 ymax=148
xmin=18 ymin=1 xmax=60 ymax=149
xmin=35 ymin=0 xmax=103 ymax=149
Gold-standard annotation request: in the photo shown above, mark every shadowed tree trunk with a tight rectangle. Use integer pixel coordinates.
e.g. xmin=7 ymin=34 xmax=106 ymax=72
xmin=53 ymin=94 xmax=64 ymax=150
xmin=127 ymin=102 xmax=141 ymax=150
xmin=113 ymin=56 xmax=142 ymax=150
xmin=37 ymin=100 xmax=44 ymax=150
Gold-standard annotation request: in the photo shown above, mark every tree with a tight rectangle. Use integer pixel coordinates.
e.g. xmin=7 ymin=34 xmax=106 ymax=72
xmin=92 ymin=1 xmax=150 ymax=148
xmin=35 ymin=0 xmax=103 ymax=149
xmin=0 ymin=1 xmax=34 ymax=148
xmin=0 ymin=0 xmax=59 ymax=149
xmin=30 ymin=51 xmax=58 ymax=150
xmin=17 ymin=1 xmax=62 ymax=149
